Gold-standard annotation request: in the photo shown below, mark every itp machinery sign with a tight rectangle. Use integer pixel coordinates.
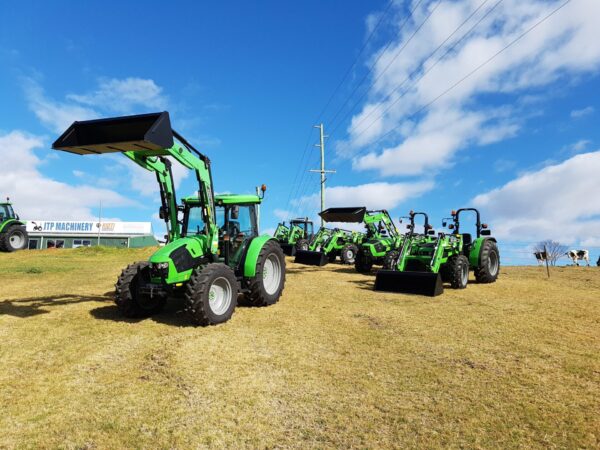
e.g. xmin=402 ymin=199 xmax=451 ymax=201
xmin=26 ymin=221 xmax=152 ymax=235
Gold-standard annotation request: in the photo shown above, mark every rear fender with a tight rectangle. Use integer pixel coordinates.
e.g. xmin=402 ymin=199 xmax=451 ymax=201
xmin=243 ymin=234 xmax=274 ymax=278
xmin=468 ymin=237 xmax=496 ymax=268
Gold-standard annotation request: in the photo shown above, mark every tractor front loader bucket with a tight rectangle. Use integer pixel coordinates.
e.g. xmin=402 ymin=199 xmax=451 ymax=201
xmin=374 ymin=270 xmax=444 ymax=297
xmin=280 ymin=243 xmax=296 ymax=256
xmin=52 ymin=112 xmax=174 ymax=155
xmin=319 ymin=207 xmax=367 ymax=223
xmin=294 ymin=250 xmax=328 ymax=266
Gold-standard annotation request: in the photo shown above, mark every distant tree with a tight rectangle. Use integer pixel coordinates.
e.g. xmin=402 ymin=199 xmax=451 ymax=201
xmin=534 ymin=240 xmax=568 ymax=266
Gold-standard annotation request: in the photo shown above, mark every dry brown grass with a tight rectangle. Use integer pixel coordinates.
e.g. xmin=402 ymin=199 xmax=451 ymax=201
xmin=1 ymin=247 xmax=599 ymax=449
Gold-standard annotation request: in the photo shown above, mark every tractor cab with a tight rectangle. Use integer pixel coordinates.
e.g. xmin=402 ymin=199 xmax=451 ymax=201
xmin=0 ymin=201 xmax=16 ymax=223
xmin=182 ymin=192 xmax=264 ymax=267
xmin=290 ymin=218 xmax=314 ymax=240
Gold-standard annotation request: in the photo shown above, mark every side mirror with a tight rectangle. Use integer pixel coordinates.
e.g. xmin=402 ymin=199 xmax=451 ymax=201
xmin=448 ymin=224 xmax=454 ymax=230
xmin=231 ymin=205 xmax=239 ymax=220
xmin=427 ymin=229 xmax=435 ymax=235
xmin=481 ymin=229 xmax=491 ymax=236
xmin=442 ymin=221 xmax=447 ymax=227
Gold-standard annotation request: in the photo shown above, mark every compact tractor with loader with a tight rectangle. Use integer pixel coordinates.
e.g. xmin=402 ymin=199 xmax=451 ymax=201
xmin=52 ymin=112 xmax=286 ymax=326
xmin=317 ymin=207 xmax=401 ymax=273
xmin=294 ymin=223 xmax=365 ymax=266
xmin=0 ymin=199 xmax=28 ymax=252
xmin=274 ymin=218 xmax=314 ymax=256
xmin=375 ymin=208 xmax=500 ymax=296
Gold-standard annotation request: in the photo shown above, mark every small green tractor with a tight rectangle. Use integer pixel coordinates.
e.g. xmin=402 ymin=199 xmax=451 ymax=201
xmin=381 ymin=210 xmax=433 ymax=269
xmin=53 ymin=112 xmax=286 ymax=326
xmin=294 ymin=223 xmax=364 ymax=266
xmin=375 ymin=208 xmax=500 ymax=296
xmin=0 ymin=199 xmax=29 ymax=252
xmin=317 ymin=207 xmax=401 ymax=273
xmin=274 ymin=218 xmax=314 ymax=256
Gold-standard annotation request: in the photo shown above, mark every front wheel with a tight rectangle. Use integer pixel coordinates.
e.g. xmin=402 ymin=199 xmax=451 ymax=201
xmin=382 ymin=250 xmax=400 ymax=270
xmin=341 ymin=244 xmax=358 ymax=265
xmin=246 ymin=240 xmax=286 ymax=307
xmin=185 ymin=263 xmax=239 ymax=326
xmin=0 ymin=225 xmax=29 ymax=252
xmin=475 ymin=240 xmax=500 ymax=283
xmin=445 ymin=255 xmax=469 ymax=289
xmin=354 ymin=249 xmax=373 ymax=273
xmin=115 ymin=262 xmax=166 ymax=317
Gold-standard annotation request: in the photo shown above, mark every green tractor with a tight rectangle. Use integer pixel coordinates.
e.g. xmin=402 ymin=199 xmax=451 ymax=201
xmin=317 ymin=207 xmax=401 ymax=273
xmin=374 ymin=207 xmax=500 ymax=296
xmin=0 ymin=198 xmax=29 ymax=252
xmin=381 ymin=210 xmax=434 ymax=269
xmin=274 ymin=218 xmax=314 ymax=256
xmin=52 ymin=112 xmax=286 ymax=326
xmin=294 ymin=223 xmax=364 ymax=266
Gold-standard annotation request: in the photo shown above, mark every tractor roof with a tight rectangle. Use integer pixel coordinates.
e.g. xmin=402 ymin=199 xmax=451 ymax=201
xmin=183 ymin=194 xmax=262 ymax=205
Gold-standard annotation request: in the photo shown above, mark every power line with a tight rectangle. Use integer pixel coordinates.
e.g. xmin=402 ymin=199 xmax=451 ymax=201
xmin=328 ymin=0 xmax=444 ymax=135
xmin=341 ymin=0 xmax=502 ymax=142
xmin=352 ymin=0 xmax=572 ymax=161
xmin=325 ymin=0 xmax=429 ymax=128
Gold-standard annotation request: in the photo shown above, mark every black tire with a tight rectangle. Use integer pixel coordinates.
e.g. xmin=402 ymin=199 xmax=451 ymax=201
xmin=445 ymin=255 xmax=469 ymax=289
xmin=115 ymin=262 xmax=166 ymax=317
xmin=0 ymin=225 xmax=28 ymax=252
xmin=185 ymin=263 xmax=238 ymax=326
xmin=341 ymin=244 xmax=358 ymax=265
xmin=474 ymin=240 xmax=500 ymax=283
xmin=246 ymin=240 xmax=286 ymax=307
xmin=295 ymin=238 xmax=310 ymax=252
xmin=382 ymin=250 xmax=400 ymax=270
xmin=354 ymin=248 xmax=373 ymax=273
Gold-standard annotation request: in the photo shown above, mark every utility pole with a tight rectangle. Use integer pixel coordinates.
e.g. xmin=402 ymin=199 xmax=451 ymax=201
xmin=310 ymin=124 xmax=336 ymax=227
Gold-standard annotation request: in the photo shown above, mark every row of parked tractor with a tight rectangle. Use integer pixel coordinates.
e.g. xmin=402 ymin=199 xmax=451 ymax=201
xmin=274 ymin=207 xmax=500 ymax=296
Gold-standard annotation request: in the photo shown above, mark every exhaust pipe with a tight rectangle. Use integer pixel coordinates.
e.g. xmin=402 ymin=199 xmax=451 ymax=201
xmin=294 ymin=250 xmax=329 ymax=266
xmin=374 ymin=270 xmax=444 ymax=297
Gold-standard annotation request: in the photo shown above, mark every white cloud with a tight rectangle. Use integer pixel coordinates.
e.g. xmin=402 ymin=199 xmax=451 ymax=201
xmin=67 ymin=77 xmax=167 ymax=114
xmin=338 ymin=0 xmax=600 ymax=177
xmin=570 ymin=106 xmax=594 ymax=118
xmin=293 ymin=181 xmax=434 ymax=212
xmin=563 ymin=139 xmax=591 ymax=154
xmin=273 ymin=209 xmax=294 ymax=221
xmin=0 ymin=131 xmax=133 ymax=221
xmin=23 ymin=78 xmax=98 ymax=134
xmin=473 ymin=150 xmax=600 ymax=244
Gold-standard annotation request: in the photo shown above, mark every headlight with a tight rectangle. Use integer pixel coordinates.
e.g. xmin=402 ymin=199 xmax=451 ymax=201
xmin=156 ymin=262 xmax=169 ymax=269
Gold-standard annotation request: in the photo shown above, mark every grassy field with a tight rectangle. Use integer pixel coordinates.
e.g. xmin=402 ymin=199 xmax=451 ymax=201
xmin=1 ymin=247 xmax=599 ymax=449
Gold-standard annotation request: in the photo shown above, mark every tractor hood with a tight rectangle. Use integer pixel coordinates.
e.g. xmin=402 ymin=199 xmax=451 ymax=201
xmin=149 ymin=235 xmax=209 ymax=284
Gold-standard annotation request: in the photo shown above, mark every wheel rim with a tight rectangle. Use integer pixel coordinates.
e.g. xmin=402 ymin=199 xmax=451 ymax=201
xmin=461 ymin=263 xmax=469 ymax=286
xmin=208 ymin=277 xmax=233 ymax=315
xmin=345 ymin=249 xmax=355 ymax=261
xmin=488 ymin=251 xmax=499 ymax=276
xmin=300 ymin=243 xmax=308 ymax=250
xmin=9 ymin=231 xmax=25 ymax=248
xmin=263 ymin=254 xmax=282 ymax=295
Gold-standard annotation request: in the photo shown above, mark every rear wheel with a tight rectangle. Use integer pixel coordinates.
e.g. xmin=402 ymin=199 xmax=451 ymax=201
xmin=475 ymin=240 xmax=500 ymax=283
xmin=0 ymin=225 xmax=28 ymax=252
xmin=115 ymin=262 xmax=166 ymax=317
xmin=246 ymin=240 xmax=286 ymax=307
xmin=445 ymin=255 xmax=469 ymax=289
xmin=354 ymin=249 xmax=373 ymax=273
xmin=295 ymin=239 xmax=309 ymax=252
xmin=341 ymin=244 xmax=358 ymax=265
xmin=185 ymin=263 xmax=238 ymax=325
xmin=382 ymin=250 xmax=400 ymax=270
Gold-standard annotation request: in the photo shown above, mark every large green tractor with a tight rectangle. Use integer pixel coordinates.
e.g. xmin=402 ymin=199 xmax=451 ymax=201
xmin=0 ymin=198 xmax=29 ymax=252
xmin=294 ymin=224 xmax=364 ymax=266
xmin=274 ymin=218 xmax=314 ymax=256
xmin=52 ymin=112 xmax=286 ymax=326
xmin=374 ymin=208 xmax=499 ymax=296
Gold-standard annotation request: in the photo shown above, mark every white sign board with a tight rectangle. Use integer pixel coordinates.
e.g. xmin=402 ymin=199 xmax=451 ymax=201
xmin=26 ymin=221 xmax=153 ymax=235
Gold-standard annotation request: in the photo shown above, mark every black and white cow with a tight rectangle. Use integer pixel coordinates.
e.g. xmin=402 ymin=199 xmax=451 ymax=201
xmin=533 ymin=251 xmax=547 ymax=265
xmin=566 ymin=249 xmax=590 ymax=266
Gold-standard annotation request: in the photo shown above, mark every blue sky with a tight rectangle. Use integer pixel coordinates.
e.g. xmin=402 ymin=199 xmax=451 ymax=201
xmin=1 ymin=0 xmax=599 ymax=265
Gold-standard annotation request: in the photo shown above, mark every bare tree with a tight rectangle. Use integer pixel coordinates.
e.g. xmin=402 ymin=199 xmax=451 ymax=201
xmin=534 ymin=240 xmax=568 ymax=266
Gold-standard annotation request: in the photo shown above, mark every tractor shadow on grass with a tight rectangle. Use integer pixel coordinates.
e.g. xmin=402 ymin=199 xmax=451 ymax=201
xmin=0 ymin=293 xmax=113 ymax=318
xmin=89 ymin=296 xmax=193 ymax=327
